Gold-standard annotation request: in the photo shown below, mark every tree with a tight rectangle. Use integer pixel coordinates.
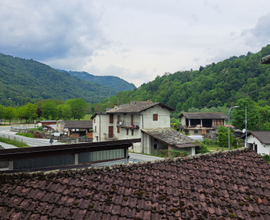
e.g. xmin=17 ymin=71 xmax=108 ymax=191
xmin=218 ymin=126 xmax=235 ymax=150
xmin=16 ymin=106 xmax=27 ymax=122
xmin=41 ymin=101 xmax=58 ymax=119
xmin=4 ymin=107 xmax=16 ymax=124
xmin=65 ymin=98 xmax=87 ymax=120
xmin=61 ymin=104 xmax=73 ymax=120
xmin=232 ymin=98 xmax=260 ymax=130
xmin=0 ymin=104 xmax=5 ymax=120
xmin=24 ymin=103 xmax=38 ymax=123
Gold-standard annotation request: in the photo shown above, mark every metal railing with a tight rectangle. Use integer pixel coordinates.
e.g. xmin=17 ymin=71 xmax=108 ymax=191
xmin=117 ymin=121 xmax=139 ymax=129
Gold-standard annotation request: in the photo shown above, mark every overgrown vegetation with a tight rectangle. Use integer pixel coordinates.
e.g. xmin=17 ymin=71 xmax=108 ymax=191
xmin=16 ymin=133 xmax=34 ymax=138
xmin=0 ymin=136 xmax=28 ymax=148
xmin=151 ymin=149 xmax=189 ymax=158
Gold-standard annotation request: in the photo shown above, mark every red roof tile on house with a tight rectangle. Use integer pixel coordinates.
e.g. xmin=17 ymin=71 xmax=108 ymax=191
xmin=0 ymin=148 xmax=270 ymax=219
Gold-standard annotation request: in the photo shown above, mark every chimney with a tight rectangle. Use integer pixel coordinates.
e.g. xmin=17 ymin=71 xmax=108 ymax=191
xmin=114 ymin=104 xmax=117 ymax=108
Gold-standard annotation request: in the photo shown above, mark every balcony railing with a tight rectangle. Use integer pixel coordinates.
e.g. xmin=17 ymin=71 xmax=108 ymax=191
xmin=117 ymin=121 xmax=139 ymax=129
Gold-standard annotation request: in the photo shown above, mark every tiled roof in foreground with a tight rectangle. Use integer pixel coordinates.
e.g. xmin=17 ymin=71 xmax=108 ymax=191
xmin=1 ymin=148 xmax=270 ymax=220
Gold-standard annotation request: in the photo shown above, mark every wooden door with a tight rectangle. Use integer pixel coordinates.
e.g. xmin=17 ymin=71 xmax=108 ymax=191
xmin=108 ymin=126 xmax=113 ymax=138
xmin=131 ymin=115 xmax=134 ymax=126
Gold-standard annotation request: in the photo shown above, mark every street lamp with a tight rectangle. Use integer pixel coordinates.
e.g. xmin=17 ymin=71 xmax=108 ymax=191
xmin=228 ymin=106 xmax=239 ymax=150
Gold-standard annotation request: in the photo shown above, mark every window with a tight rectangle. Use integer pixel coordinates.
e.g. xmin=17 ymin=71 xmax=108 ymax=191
xmin=126 ymin=129 xmax=129 ymax=135
xmin=94 ymin=119 xmax=95 ymax=123
xmin=154 ymin=138 xmax=157 ymax=142
xmin=117 ymin=115 xmax=120 ymax=124
xmin=194 ymin=130 xmax=198 ymax=134
xmin=153 ymin=114 xmax=158 ymax=121
xmin=117 ymin=126 xmax=120 ymax=133
xmin=154 ymin=144 xmax=157 ymax=150
xmin=109 ymin=114 xmax=113 ymax=123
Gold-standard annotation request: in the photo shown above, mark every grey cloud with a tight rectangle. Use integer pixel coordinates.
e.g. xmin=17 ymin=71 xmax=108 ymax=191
xmin=241 ymin=13 xmax=270 ymax=47
xmin=0 ymin=0 xmax=108 ymax=63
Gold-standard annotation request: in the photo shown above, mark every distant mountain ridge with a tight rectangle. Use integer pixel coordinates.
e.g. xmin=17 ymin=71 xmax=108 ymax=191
xmin=100 ymin=45 xmax=270 ymax=111
xmin=62 ymin=70 xmax=136 ymax=92
xmin=0 ymin=53 xmax=126 ymax=105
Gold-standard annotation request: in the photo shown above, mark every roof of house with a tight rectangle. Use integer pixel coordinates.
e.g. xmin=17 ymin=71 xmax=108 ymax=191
xmin=246 ymin=131 xmax=270 ymax=144
xmin=37 ymin=120 xmax=57 ymax=123
xmin=142 ymin=127 xmax=199 ymax=148
xmin=0 ymin=147 xmax=269 ymax=220
xmin=64 ymin=120 xmax=93 ymax=129
xmin=179 ymin=112 xmax=228 ymax=119
xmin=91 ymin=101 xmax=174 ymax=119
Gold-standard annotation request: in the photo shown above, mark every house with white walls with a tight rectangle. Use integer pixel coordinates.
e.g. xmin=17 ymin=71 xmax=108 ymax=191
xmin=244 ymin=131 xmax=270 ymax=154
xmin=92 ymin=101 xmax=195 ymax=153
xmin=179 ymin=112 xmax=227 ymax=138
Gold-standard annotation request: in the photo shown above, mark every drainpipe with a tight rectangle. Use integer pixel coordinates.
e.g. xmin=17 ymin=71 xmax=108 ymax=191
xmin=99 ymin=115 xmax=101 ymax=141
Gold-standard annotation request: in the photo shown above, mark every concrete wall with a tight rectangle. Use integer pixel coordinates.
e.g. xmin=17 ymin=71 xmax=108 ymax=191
xmin=143 ymin=105 xmax=170 ymax=129
xmin=93 ymin=114 xmax=110 ymax=142
xmin=247 ymin=134 xmax=270 ymax=155
xmin=180 ymin=116 xmax=186 ymax=126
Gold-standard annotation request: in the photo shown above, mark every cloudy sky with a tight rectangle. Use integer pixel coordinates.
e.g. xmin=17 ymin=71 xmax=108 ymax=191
xmin=1 ymin=0 xmax=270 ymax=87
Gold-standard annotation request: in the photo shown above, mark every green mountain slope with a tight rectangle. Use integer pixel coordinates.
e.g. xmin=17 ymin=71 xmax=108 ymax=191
xmin=100 ymin=45 xmax=270 ymax=111
xmin=0 ymin=53 xmax=118 ymax=105
xmin=65 ymin=71 xmax=136 ymax=92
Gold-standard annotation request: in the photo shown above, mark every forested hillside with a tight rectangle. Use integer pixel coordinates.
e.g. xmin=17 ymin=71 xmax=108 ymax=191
xmin=65 ymin=71 xmax=136 ymax=92
xmin=0 ymin=53 xmax=119 ymax=106
xmin=100 ymin=45 xmax=270 ymax=111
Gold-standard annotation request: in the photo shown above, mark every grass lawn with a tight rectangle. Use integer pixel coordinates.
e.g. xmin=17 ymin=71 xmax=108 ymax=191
xmin=207 ymin=145 xmax=239 ymax=152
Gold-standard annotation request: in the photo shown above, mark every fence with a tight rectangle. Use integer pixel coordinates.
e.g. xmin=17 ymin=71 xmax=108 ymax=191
xmin=45 ymin=134 xmax=93 ymax=144
xmin=10 ymin=125 xmax=35 ymax=132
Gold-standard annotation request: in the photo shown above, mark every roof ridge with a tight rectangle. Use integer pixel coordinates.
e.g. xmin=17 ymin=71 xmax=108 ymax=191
xmin=0 ymin=147 xmax=251 ymax=182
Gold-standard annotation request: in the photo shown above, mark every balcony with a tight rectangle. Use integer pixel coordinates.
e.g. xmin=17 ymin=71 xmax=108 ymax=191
xmin=117 ymin=121 xmax=139 ymax=129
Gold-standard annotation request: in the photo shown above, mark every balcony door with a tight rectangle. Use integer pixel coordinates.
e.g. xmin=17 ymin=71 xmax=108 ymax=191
xmin=108 ymin=126 xmax=113 ymax=138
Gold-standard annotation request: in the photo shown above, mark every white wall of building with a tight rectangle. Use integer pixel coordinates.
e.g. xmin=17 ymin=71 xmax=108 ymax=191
xmin=142 ymin=105 xmax=170 ymax=129
xmin=93 ymin=104 xmax=171 ymax=152
xmin=247 ymin=135 xmax=270 ymax=155
xmin=93 ymin=114 xmax=110 ymax=142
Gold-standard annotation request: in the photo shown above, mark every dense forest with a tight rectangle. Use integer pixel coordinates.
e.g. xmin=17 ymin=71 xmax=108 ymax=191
xmin=99 ymin=45 xmax=270 ymax=112
xmin=0 ymin=53 xmax=134 ymax=106
xmin=63 ymin=70 xmax=136 ymax=92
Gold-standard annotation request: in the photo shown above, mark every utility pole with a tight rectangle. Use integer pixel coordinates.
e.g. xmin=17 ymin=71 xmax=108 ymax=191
xmin=245 ymin=106 xmax=247 ymax=147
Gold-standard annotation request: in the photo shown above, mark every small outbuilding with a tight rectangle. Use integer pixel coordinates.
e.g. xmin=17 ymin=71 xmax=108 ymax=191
xmin=141 ymin=127 xmax=199 ymax=156
xmin=243 ymin=131 xmax=270 ymax=154
xmin=64 ymin=120 xmax=93 ymax=138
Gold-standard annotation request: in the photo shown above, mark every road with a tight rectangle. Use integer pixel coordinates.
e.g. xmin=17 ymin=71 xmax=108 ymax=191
xmin=0 ymin=125 xmax=164 ymax=163
xmin=0 ymin=125 xmax=63 ymax=147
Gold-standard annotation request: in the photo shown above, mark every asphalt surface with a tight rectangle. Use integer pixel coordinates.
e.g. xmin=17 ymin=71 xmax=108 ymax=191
xmin=0 ymin=125 xmax=63 ymax=147
xmin=0 ymin=125 xmax=163 ymax=164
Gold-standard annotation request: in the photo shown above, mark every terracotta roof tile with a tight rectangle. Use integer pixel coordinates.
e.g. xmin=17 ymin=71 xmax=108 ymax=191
xmin=1 ymin=148 xmax=270 ymax=219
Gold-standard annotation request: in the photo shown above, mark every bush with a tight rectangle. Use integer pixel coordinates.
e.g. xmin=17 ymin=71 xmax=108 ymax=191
xmin=262 ymin=154 xmax=270 ymax=162
xmin=16 ymin=133 xmax=34 ymax=138
xmin=196 ymin=144 xmax=210 ymax=154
